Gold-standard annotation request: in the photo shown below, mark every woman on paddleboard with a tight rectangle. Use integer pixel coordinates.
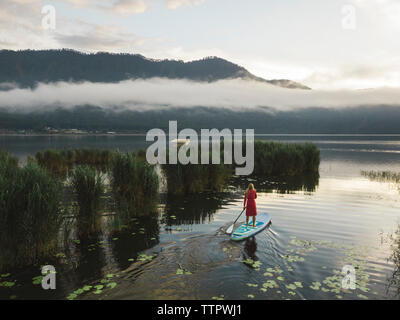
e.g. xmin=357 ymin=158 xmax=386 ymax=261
xmin=244 ymin=183 xmax=257 ymax=228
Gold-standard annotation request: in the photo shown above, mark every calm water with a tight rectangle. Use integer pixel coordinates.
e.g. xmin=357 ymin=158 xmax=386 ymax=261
xmin=1 ymin=134 xmax=400 ymax=300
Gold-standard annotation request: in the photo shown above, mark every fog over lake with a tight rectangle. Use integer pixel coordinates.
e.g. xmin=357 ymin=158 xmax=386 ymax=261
xmin=1 ymin=79 xmax=400 ymax=112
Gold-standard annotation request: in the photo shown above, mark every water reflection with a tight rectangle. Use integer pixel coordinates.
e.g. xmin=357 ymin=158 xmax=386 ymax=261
xmin=108 ymin=214 xmax=160 ymax=271
xmin=73 ymin=232 xmax=107 ymax=284
xmin=361 ymin=170 xmax=400 ymax=185
xmin=230 ymin=173 xmax=320 ymax=194
xmin=244 ymin=237 xmax=258 ymax=260
xmin=387 ymin=224 xmax=400 ymax=297
xmin=161 ymin=192 xmax=230 ymax=226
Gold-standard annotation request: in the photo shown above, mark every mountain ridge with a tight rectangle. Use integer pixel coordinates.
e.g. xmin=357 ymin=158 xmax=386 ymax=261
xmin=0 ymin=49 xmax=311 ymax=90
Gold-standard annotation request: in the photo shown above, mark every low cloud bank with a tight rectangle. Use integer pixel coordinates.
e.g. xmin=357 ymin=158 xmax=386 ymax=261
xmin=1 ymin=78 xmax=400 ymax=113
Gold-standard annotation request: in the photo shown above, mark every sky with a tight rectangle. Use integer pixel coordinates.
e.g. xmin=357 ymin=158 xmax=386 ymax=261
xmin=1 ymin=0 xmax=400 ymax=90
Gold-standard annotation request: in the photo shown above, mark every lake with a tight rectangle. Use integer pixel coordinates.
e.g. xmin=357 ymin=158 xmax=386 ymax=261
xmin=1 ymin=134 xmax=400 ymax=300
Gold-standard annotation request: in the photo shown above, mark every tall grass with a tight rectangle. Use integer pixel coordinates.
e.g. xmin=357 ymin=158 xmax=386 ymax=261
xmin=0 ymin=150 xmax=18 ymax=171
xmin=161 ymin=142 xmax=233 ymax=195
xmin=361 ymin=170 xmax=400 ymax=184
xmin=0 ymin=159 xmax=63 ymax=271
xmin=110 ymin=151 xmax=159 ymax=217
xmin=74 ymin=148 xmax=113 ymax=169
xmin=35 ymin=148 xmax=113 ymax=178
xmin=253 ymin=141 xmax=320 ymax=176
xmin=71 ymin=165 xmax=105 ymax=236
xmin=162 ymin=162 xmax=232 ymax=195
xmin=35 ymin=149 xmax=70 ymax=178
xmin=161 ymin=141 xmax=319 ymax=195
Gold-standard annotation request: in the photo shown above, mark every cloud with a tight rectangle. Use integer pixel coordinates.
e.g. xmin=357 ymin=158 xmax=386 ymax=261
xmin=56 ymin=0 xmax=205 ymax=12
xmin=166 ymin=0 xmax=205 ymax=10
xmin=351 ymin=0 xmax=400 ymax=30
xmin=111 ymin=0 xmax=148 ymax=14
xmin=0 ymin=0 xmax=154 ymax=53
xmin=53 ymin=0 xmax=150 ymax=14
xmin=1 ymin=78 xmax=399 ymax=113
xmin=54 ymin=22 xmax=148 ymax=52
xmin=0 ymin=0 xmax=50 ymax=48
xmin=302 ymin=59 xmax=400 ymax=90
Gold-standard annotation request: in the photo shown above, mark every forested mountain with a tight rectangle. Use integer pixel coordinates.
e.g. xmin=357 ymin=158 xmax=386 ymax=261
xmin=2 ymin=49 xmax=398 ymax=134
xmin=0 ymin=49 xmax=310 ymax=89
xmin=1 ymin=105 xmax=399 ymax=134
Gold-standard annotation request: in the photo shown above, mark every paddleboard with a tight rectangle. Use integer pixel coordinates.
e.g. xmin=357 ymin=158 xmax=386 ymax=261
xmin=230 ymin=213 xmax=271 ymax=241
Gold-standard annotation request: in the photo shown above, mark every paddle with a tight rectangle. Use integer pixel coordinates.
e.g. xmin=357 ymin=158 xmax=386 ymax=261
xmin=226 ymin=207 xmax=246 ymax=234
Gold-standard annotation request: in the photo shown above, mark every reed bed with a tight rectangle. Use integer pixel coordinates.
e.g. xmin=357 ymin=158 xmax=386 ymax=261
xmin=110 ymin=151 xmax=159 ymax=217
xmin=253 ymin=141 xmax=320 ymax=176
xmin=0 ymin=158 xmax=63 ymax=271
xmin=161 ymin=141 xmax=319 ymax=195
xmin=71 ymin=165 xmax=105 ymax=236
xmin=162 ymin=162 xmax=232 ymax=196
xmin=35 ymin=148 xmax=113 ymax=178
xmin=161 ymin=143 xmax=233 ymax=196
xmin=361 ymin=170 xmax=400 ymax=184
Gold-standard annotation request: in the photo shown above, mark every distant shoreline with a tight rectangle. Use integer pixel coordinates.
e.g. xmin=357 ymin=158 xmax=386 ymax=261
xmin=0 ymin=133 xmax=147 ymax=137
xmin=1 ymin=133 xmax=400 ymax=137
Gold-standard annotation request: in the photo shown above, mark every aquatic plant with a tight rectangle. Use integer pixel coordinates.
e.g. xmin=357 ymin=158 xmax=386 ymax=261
xmin=162 ymin=141 xmax=319 ymax=195
xmin=231 ymin=173 xmax=319 ymax=194
xmin=361 ymin=170 xmax=400 ymax=184
xmin=110 ymin=151 xmax=159 ymax=217
xmin=74 ymin=148 xmax=113 ymax=170
xmin=0 ymin=151 xmax=18 ymax=171
xmin=35 ymin=149 xmax=69 ymax=178
xmin=71 ymin=165 xmax=105 ymax=236
xmin=35 ymin=148 xmax=114 ymax=178
xmin=162 ymin=145 xmax=233 ymax=195
xmin=253 ymin=141 xmax=320 ymax=176
xmin=0 ymin=162 xmax=63 ymax=271
xmin=162 ymin=162 xmax=232 ymax=195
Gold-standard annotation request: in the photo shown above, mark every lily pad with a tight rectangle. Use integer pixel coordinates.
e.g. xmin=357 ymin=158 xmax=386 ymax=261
xmin=107 ymin=282 xmax=117 ymax=289
xmin=67 ymin=293 xmax=77 ymax=300
xmin=0 ymin=281 xmax=15 ymax=287
xmin=247 ymin=283 xmax=258 ymax=287
xmin=32 ymin=276 xmax=43 ymax=285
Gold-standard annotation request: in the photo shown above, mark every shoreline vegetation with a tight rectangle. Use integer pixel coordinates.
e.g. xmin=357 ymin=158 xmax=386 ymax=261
xmin=3 ymin=132 xmax=400 ymax=137
xmin=0 ymin=141 xmax=320 ymax=273
xmin=361 ymin=170 xmax=400 ymax=184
